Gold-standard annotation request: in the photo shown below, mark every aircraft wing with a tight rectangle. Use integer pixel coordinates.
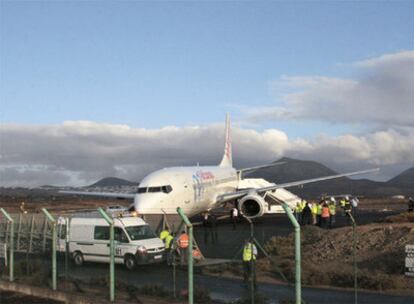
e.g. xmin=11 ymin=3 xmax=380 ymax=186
xmin=216 ymin=168 xmax=379 ymax=204
xmin=59 ymin=190 xmax=136 ymax=199
xmin=237 ymin=161 xmax=285 ymax=177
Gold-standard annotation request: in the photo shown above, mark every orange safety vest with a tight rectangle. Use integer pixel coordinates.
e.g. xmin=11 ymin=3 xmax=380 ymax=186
xmin=178 ymin=234 xmax=189 ymax=248
xmin=321 ymin=207 xmax=330 ymax=218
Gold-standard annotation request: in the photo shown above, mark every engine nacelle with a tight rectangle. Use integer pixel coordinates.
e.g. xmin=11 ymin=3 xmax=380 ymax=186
xmin=238 ymin=193 xmax=267 ymax=219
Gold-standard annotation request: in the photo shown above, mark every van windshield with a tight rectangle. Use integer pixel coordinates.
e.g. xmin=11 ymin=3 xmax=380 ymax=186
xmin=125 ymin=225 xmax=156 ymax=241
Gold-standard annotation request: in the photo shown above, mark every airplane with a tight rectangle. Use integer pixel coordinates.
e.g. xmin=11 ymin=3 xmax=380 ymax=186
xmin=62 ymin=115 xmax=378 ymax=227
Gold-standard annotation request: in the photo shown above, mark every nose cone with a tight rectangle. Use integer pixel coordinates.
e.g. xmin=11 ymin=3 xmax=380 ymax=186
xmin=134 ymin=194 xmax=163 ymax=214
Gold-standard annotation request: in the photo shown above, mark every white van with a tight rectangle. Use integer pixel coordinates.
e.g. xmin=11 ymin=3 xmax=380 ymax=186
xmin=58 ymin=214 xmax=165 ymax=270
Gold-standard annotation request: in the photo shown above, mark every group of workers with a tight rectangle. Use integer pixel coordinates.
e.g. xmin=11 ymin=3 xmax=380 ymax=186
xmin=295 ymin=195 xmax=359 ymax=228
xmin=159 ymin=228 xmax=202 ymax=265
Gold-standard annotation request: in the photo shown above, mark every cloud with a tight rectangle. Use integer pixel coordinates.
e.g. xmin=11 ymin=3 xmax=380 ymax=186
xmin=1 ymin=51 xmax=413 ymax=187
xmin=0 ymin=121 xmax=289 ymax=186
xmin=246 ymin=50 xmax=414 ymax=128
xmin=1 ymin=121 xmax=413 ymax=186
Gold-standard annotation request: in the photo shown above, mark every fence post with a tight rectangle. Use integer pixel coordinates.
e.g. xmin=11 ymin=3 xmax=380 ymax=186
xmin=65 ymin=217 xmax=69 ymax=279
xmin=348 ymin=212 xmax=358 ymax=304
xmin=281 ymin=203 xmax=301 ymax=304
xmin=98 ymin=208 xmax=115 ymax=302
xmin=242 ymin=216 xmax=255 ymax=304
xmin=42 ymin=208 xmax=57 ymax=291
xmin=0 ymin=208 xmax=14 ymax=282
xmin=177 ymin=207 xmax=193 ymax=304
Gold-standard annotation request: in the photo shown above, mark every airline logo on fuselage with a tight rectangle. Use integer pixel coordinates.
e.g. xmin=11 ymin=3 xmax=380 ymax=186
xmin=192 ymin=170 xmax=215 ymax=202
xmin=195 ymin=170 xmax=215 ymax=181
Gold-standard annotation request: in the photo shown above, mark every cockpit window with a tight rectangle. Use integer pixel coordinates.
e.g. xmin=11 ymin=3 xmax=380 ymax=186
xmin=137 ymin=185 xmax=173 ymax=194
xmin=148 ymin=186 xmax=161 ymax=193
xmin=162 ymin=185 xmax=173 ymax=193
xmin=137 ymin=187 xmax=147 ymax=193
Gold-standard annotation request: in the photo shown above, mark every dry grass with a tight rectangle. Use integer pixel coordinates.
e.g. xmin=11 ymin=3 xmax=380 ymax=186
xmin=262 ymin=223 xmax=414 ymax=293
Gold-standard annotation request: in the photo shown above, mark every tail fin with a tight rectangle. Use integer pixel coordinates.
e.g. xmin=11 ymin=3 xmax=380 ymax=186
xmin=219 ymin=114 xmax=232 ymax=167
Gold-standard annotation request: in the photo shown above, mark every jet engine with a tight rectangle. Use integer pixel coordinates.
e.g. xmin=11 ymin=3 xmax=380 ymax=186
xmin=238 ymin=193 xmax=267 ymax=219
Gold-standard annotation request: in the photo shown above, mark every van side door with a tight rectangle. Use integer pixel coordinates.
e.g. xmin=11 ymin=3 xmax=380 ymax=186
xmin=114 ymin=227 xmax=130 ymax=258
xmin=93 ymin=225 xmax=110 ymax=262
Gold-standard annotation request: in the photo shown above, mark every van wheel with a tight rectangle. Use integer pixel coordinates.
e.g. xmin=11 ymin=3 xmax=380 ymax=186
xmin=124 ymin=254 xmax=136 ymax=270
xmin=73 ymin=252 xmax=84 ymax=266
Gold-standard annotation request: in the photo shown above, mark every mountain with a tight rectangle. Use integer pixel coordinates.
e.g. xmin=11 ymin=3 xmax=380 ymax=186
xmin=388 ymin=167 xmax=414 ymax=188
xmin=87 ymin=177 xmax=137 ymax=188
xmin=248 ymin=158 xmax=414 ymax=198
xmin=248 ymin=157 xmax=336 ymax=182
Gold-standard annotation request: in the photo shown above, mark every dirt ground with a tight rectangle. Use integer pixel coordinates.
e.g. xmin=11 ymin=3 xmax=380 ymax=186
xmin=0 ymin=195 xmax=131 ymax=214
xmin=0 ymin=290 xmax=63 ymax=303
xmin=205 ymin=212 xmax=414 ymax=295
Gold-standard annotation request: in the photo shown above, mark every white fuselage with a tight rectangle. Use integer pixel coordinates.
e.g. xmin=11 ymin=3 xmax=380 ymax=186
xmin=134 ymin=166 xmax=238 ymax=216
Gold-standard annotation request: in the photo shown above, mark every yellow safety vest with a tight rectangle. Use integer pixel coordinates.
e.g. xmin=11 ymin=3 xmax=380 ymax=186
xmin=243 ymin=243 xmax=256 ymax=262
xmin=295 ymin=203 xmax=302 ymax=212
xmin=329 ymin=204 xmax=336 ymax=215
xmin=311 ymin=204 xmax=318 ymax=215
xmin=301 ymin=200 xmax=307 ymax=210
xmin=317 ymin=204 xmax=322 ymax=215
xmin=340 ymin=200 xmax=346 ymax=207
xmin=165 ymin=235 xmax=174 ymax=249
xmin=160 ymin=230 xmax=169 ymax=241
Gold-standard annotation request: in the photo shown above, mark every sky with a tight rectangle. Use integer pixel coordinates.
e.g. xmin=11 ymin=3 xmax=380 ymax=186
xmin=1 ymin=1 xmax=414 ymax=187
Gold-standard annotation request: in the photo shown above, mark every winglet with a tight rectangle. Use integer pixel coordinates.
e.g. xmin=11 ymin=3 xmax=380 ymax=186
xmin=219 ymin=114 xmax=232 ymax=167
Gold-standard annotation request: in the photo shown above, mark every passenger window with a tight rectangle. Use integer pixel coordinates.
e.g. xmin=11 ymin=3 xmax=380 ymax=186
xmin=115 ymin=227 xmax=129 ymax=243
xmin=94 ymin=226 xmax=109 ymax=240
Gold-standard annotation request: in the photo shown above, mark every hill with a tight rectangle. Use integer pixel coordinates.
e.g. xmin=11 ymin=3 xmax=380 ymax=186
xmin=248 ymin=158 xmax=414 ymax=198
xmin=87 ymin=177 xmax=137 ymax=188
xmin=388 ymin=167 xmax=414 ymax=188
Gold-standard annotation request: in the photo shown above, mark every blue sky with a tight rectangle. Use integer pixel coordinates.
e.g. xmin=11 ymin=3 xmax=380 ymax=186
xmin=2 ymin=1 xmax=413 ymax=133
xmin=1 ymin=1 xmax=414 ymax=186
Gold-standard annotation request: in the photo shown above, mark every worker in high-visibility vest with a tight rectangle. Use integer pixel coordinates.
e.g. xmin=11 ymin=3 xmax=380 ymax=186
xmin=316 ymin=201 xmax=323 ymax=226
xmin=321 ymin=202 xmax=330 ymax=229
xmin=242 ymin=239 xmax=257 ymax=286
xmin=177 ymin=231 xmax=189 ymax=265
xmin=311 ymin=202 xmax=318 ymax=225
xmin=340 ymin=198 xmax=347 ymax=216
xmin=344 ymin=197 xmax=353 ymax=224
xmin=160 ymin=229 xmax=170 ymax=241
xmin=165 ymin=233 xmax=174 ymax=265
xmin=328 ymin=200 xmax=336 ymax=228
